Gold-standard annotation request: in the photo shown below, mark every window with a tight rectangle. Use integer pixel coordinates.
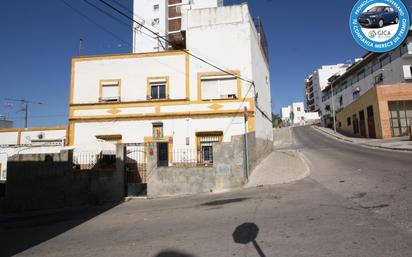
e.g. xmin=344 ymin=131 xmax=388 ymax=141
xmin=380 ymin=55 xmax=390 ymax=67
xmin=347 ymin=117 xmax=351 ymax=126
xmin=100 ymin=80 xmax=120 ymax=102
xmin=297 ymin=107 xmax=301 ymax=112
xmin=152 ymin=18 xmax=160 ymax=25
xmin=153 ymin=122 xmax=163 ymax=139
xmin=200 ymin=74 xmax=239 ymax=100
xmin=196 ymin=131 xmax=223 ymax=164
xmin=148 ymin=77 xmax=168 ymax=100
xmin=153 ymin=4 xmax=159 ymax=11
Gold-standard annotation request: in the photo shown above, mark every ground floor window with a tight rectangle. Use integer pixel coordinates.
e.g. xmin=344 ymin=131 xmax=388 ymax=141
xmin=196 ymin=131 xmax=223 ymax=164
xmin=389 ymin=101 xmax=412 ymax=137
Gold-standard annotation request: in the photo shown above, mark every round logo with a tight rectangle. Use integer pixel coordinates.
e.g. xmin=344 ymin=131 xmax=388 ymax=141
xmin=350 ymin=0 xmax=410 ymax=53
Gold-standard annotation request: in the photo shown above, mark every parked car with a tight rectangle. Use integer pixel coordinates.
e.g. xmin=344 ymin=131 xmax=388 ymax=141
xmin=358 ymin=6 xmax=399 ymax=28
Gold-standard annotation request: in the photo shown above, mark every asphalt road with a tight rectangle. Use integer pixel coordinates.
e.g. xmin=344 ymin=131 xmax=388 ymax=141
xmin=1 ymin=126 xmax=412 ymax=257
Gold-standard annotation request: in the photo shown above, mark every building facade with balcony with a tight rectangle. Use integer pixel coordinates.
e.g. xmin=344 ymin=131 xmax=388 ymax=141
xmin=69 ymin=3 xmax=273 ymax=166
xmin=321 ymin=34 xmax=412 ymax=138
xmin=133 ymin=0 xmax=224 ymax=53
xmin=305 ymin=64 xmax=350 ymax=113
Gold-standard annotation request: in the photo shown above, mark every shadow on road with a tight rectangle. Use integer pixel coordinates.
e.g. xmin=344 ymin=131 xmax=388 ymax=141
xmin=0 ymin=203 xmax=118 ymax=257
xmin=154 ymin=250 xmax=196 ymax=257
xmin=233 ymin=222 xmax=266 ymax=257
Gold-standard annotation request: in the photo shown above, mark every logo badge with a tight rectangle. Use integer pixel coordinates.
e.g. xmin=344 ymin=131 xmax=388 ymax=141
xmin=350 ymin=0 xmax=410 ymax=53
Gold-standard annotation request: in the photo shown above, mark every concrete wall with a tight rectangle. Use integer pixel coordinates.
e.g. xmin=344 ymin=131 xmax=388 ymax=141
xmin=3 ymin=147 xmax=125 ymax=213
xmin=147 ymin=131 xmax=272 ymax=198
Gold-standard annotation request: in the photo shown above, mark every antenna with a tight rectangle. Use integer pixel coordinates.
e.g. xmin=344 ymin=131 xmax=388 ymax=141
xmin=4 ymin=98 xmax=43 ymax=128
xmin=78 ymin=38 xmax=84 ymax=56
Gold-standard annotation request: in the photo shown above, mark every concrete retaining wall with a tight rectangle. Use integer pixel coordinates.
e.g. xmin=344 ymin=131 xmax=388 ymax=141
xmin=3 ymin=147 xmax=125 ymax=213
xmin=147 ymin=132 xmax=272 ymax=198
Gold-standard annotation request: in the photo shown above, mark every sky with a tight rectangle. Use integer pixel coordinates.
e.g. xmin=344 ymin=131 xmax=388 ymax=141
xmin=0 ymin=0 xmax=410 ymax=128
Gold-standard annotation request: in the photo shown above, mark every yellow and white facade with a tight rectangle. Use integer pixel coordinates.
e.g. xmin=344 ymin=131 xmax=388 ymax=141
xmin=69 ymin=4 xmax=273 ymax=155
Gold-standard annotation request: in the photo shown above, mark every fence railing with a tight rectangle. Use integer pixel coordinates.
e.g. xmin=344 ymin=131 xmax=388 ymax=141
xmin=171 ymin=148 xmax=213 ymax=167
xmin=73 ymin=151 xmax=117 ymax=170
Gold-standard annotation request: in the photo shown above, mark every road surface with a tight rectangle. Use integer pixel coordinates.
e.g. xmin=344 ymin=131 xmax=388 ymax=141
xmin=1 ymin=126 xmax=412 ymax=257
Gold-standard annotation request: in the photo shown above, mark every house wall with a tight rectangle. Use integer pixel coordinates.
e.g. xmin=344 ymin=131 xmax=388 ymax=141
xmin=336 ymin=83 xmax=412 ymax=139
xmin=71 ymin=4 xmax=272 ymax=151
xmin=147 ymin=131 xmax=272 ymax=198
xmin=336 ymin=86 xmax=381 ymax=138
xmin=3 ymin=147 xmax=125 ymax=213
xmin=72 ymin=116 xmax=247 ymax=152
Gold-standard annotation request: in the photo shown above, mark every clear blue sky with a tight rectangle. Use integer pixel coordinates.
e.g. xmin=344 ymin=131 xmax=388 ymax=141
xmin=1 ymin=0 xmax=410 ymax=128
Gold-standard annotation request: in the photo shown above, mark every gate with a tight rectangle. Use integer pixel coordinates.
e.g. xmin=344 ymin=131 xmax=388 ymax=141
xmin=124 ymin=144 xmax=147 ymax=196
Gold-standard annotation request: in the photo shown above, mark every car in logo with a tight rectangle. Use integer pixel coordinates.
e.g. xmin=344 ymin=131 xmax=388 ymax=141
xmin=358 ymin=6 xmax=399 ymax=28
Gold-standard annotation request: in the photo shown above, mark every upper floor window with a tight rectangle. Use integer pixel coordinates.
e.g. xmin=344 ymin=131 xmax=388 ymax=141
xmin=153 ymin=4 xmax=159 ymax=11
xmin=100 ymin=80 xmax=120 ymax=102
xmin=152 ymin=122 xmax=163 ymax=139
xmin=200 ymin=74 xmax=239 ymax=100
xmin=148 ymin=77 xmax=169 ymax=100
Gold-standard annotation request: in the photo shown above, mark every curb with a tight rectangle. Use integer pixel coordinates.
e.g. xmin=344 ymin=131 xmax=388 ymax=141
xmin=313 ymin=126 xmax=412 ymax=152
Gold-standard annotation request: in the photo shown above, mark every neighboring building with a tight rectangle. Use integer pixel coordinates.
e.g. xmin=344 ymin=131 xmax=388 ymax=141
xmin=321 ymin=33 xmax=412 ymax=137
xmin=0 ymin=117 xmax=13 ymax=129
xmin=69 ymin=3 xmax=273 ymax=164
xmin=336 ymin=83 xmax=412 ymax=139
xmin=305 ymin=64 xmax=350 ymax=113
xmin=280 ymin=102 xmax=319 ymax=126
xmin=133 ymin=0 xmax=224 ymax=53
xmin=0 ymin=126 xmax=68 ymax=180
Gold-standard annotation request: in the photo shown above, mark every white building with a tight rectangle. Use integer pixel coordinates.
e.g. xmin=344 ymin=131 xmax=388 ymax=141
xmin=321 ymin=35 xmax=412 ymax=127
xmin=69 ymin=3 xmax=272 ymax=165
xmin=133 ymin=0 xmax=224 ymax=53
xmin=305 ymin=64 xmax=350 ymax=112
xmin=0 ymin=127 xmax=67 ymax=180
xmin=281 ymin=102 xmax=319 ymax=126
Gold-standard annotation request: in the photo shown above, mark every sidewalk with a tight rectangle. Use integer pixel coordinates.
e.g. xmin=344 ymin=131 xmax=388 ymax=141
xmin=246 ymin=127 xmax=310 ymax=188
xmin=314 ymin=126 xmax=412 ymax=152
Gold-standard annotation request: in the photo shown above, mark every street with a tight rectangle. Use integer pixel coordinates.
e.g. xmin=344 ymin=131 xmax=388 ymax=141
xmin=2 ymin=126 xmax=412 ymax=257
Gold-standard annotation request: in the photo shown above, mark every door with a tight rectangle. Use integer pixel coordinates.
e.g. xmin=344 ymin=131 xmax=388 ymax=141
xmin=352 ymin=114 xmax=359 ymax=134
xmin=367 ymin=106 xmax=376 ymax=138
xmin=157 ymin=142 xmax=169 ymax=167
xmin=359 ymin=110 xmax=367 ymax=137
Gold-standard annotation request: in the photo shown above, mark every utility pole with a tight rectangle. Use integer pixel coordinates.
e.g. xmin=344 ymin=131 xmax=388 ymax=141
xmin=4 ymin=98 xmax=43 ymax=128
xmin=331 ymin=83 xmax=337 ymax=133
xmin=243 ymin=106 xmax=249 ymax=181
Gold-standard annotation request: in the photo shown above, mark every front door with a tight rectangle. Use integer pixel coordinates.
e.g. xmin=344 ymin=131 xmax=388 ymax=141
xmin=367 ymin=106 xmax=376 ymax=138
xmin=359 ymin=110 xmax=367 ymax=137
xmin=157 ymin=142 xmax=169 ymax=167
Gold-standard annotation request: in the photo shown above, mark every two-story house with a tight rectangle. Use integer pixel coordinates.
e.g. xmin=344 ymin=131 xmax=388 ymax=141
xmin=68 ymin=3 xmax=273 ymax=166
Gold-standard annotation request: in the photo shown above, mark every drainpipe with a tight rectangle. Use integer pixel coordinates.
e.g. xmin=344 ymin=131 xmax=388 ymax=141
xmin=244 ymin=107 xmax=249 ymax=181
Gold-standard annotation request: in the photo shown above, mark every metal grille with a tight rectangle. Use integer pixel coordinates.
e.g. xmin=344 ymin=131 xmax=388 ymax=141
xmin=125 ymin=145 xmax=147 ymax=184
xmin=196 ymin=132 xmax=223 ymax=165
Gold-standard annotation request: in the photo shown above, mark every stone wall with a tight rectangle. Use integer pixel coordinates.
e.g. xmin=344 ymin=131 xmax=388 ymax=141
xmin=3 ymin=147 xmax=125 ymax=213
xmin=147 ymin=132 xmax=273 ymax=198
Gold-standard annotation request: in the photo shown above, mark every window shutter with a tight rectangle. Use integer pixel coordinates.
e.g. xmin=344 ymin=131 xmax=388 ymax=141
xmin=201 ymin=80 xmax=219 ymax=100
xmin=101 ymin=84 xmax=118 ymax=99
xmin=219 ymin=78 xmax=237 ymax=97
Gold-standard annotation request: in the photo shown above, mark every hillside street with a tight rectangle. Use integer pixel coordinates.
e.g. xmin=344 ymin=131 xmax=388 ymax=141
xmin=1 ymin=126 xmax=412 ymax=257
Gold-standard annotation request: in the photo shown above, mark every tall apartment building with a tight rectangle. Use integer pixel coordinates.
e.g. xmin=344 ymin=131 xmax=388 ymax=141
xmin=305 ymin=64 xmax=350 ymax=112
xmin=133 ymin=0 xmax=224 ymax=53
xmin=321 ymin=34 xmax=412 ymax=138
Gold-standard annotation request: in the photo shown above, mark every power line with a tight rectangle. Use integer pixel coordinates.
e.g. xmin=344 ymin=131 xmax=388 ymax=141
xmin=95 ymin=0 xmax=254 ymax=85
xmin=60 ymin=0 xmax=132 ymax=48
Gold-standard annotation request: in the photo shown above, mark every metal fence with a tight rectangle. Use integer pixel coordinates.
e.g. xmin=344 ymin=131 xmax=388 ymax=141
xmin=125 ymin=145 xmax=147 ymax=183
xmin=73 ymin=151 xmax=117 ymax=170
xmin=171 ymin=148 xmax=214 ymax=167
